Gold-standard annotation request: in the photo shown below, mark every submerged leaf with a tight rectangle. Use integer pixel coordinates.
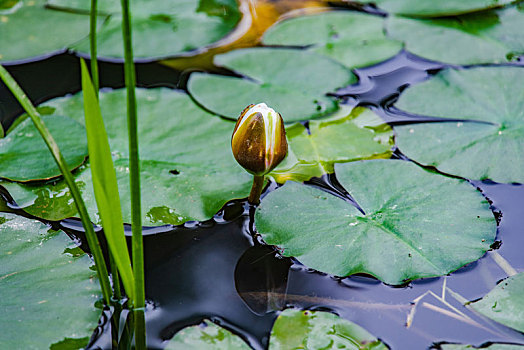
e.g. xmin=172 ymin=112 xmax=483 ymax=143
xmin=1 ymin=88 xmax=252 ymax=225
xmin=470 ymin=272 xmax=524 ymax=333
xmin=0 ymin=115 xmax=87 ymax=181
xmin=256 ymin=160 xmax=495 ymax=285
xmin=0 ymin=213 xmax=100 ymax=349
xmin=262 ymin=10 xmax=402 ymax=69
xmin=188 ymin=48 xmax=356 ymax=123
xmin=394 ymin=67 xmax=524 ymax=183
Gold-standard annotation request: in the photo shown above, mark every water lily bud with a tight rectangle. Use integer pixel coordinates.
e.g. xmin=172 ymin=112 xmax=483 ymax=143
xmin=232 ymin=103 xmax=288 ymax=176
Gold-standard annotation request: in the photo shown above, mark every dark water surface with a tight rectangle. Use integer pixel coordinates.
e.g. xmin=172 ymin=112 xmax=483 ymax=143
xmin=1 ymin=14 xmax=524 ymax=350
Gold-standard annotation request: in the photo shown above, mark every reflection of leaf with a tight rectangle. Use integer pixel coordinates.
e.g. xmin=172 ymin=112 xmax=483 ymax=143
xmin=256 ymin=160 xmax=496 ymax=285
xmin=1 ymin=88 xmax=252 ymax=225
xmin=387 ymin=6 xmax=524 ymax=65
xmin=188 ymin=48 xmax=356 ymax=123
xmin=271 ymin=107 xmax=393 ymax=183
xmin=394 ymin=67 xmax=524 ymax=183
xmin=0 ymin=115 xmax=87 ymax=181
xmin=470 ymin=272 xmax=524 ymax=333
xmin=0 ymin=213 xmax=100 ymax=349
xmin=441 ymin=344 xmax=524 ymax=350
xmin=262 ymin=11 xmax=401 ymax=69
xmin=359 ymin=0 xmax=514 ymax=17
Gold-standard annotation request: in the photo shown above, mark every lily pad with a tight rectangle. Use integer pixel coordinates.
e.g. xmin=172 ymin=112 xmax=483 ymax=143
xmin=441 ymin=344 xmax=524 ymax=350
xmin=386 ymin=5 xmax=524 ymax=65
xmin=1 ymin=88 xmax=252 ymax=225
xmin=394 ymin=67 xmax=524 ymax=183
xmin=469 ymin=272 xmax=524 ymax=333
xmin=49 ymin=0 xmax=241 ymax=60
xmin=271 ymin=106 xmax=393 ymax=183
xmin=0 ymin=0 xmax=96 ymax=63
xmin=256 ymin=160 xmax=495 ymax=285
xmin=166 ymin=320 xmax=251 ymax=350
xmin=269 ymin=309 xmax=387 ymax=349
xmin=187 ymin=48 xmax=356 ymax=123
xmin=262 ymin=11 xmax=402 ymax=69
xmin=359 ymin=0 xmax=514 ymax=17
xmin=0 ymin=213 xmax=101 ymax=349
xmin=0 ymin=115 xmax=88 ymax=182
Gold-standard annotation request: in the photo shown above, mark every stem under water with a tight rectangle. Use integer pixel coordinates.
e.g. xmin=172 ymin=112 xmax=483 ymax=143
xmin=248 ymin=175 xmax=265 ymax=204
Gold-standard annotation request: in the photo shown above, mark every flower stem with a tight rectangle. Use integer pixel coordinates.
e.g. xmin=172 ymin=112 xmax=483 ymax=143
xmin=248 ymin=175 xmax=265 ymax=204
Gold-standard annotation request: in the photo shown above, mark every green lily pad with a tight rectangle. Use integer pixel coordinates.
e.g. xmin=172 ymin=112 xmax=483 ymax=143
xmin=1 ymin=88 xmax=252 ymax=225
xmin=386 ymin=5 xmax=524 ymax=65
xmin=0 ymin=115 xmax=88 ymax=182
xmin=394 ymin=67 xmax=524 ymax=183
xmin=360 ymin=0 xmax=514 ymax=17
xmin=256 ymin=160 xmax=495 ymax=285
xmin=0 ymin=213 xmax=101 ymax=349
xmin=187 ymin=48 xmax=356 ymax=123
xmin=166 ymin=320 xmax=251 ymax=350
xmin=49 ymin=0 xmax=241 ymax=60
xmin=470 ymin=272 xmax=524 ymax=333
xmin=271 ymin=106 xmax=393 ymax=183
xmin=269 ymin=309 xmax=387 ymax=349
xmin=441 ymin=344 xmax=524 ymax=350
xmin=262 ymin=11 xmax=402 ymax=69
xmin=0 ymin=0 xmax=96 ymax=63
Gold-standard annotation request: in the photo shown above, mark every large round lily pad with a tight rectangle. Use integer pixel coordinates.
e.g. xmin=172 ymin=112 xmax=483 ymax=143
xmin=0 ymin=213 xmax=101 ymax=349
xmin=394 ymin=67 xmax=524 ymax=184
xmin=386 ymin=5 xmax=524 ymax=65
xmin=271 ymin=107 xmax=393 ymax=183
xmin=256 ymin=160 xmax=495 ymax=285
xmin=0 ymin=115 xmax=88 ymax=182
xmin=49 ymin=0 xmax=241 ymax=60
xmin=0 ymin=0 xmax=95 ymax=63
xmin=262 ymin=11 xmax=402 ymax=69
xmin=359 ymin=0 xmax=515 ymax=17
xmin=1 ymin=88 xmax=252 ymax=225
xmin=469 ymin=272 xmax=524 ymax=333
xmin=187 ymin=48 xmax=356 ymax=123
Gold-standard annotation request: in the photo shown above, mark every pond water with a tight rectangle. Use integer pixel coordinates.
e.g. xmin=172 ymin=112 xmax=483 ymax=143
xmin=1 ymin=0 xmax=524 ymax=349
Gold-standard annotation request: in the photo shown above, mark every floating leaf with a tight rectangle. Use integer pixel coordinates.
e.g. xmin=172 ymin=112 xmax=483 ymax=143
xmin=470 ymin=272 xmax=524 ymax=333
xmin=1 ymin=88 xmax=252 ymax=225
xmin=0 ymin=115 xmax=87 ymax=181
xmin=269 ymin=309 xmax=387 ymax=349
xmin=262 ymin=11 xmax=402 ymax=69
xmin=49 ymin=0 xmax=241 ymax=60
xmin=0 ymin=213 xmax=100 ymax=349
xmin=0 ymin=0 xmax=96 ymax=63
xmin=256 ymin=160 xmax=495 ymax=285
xmin=271 ymin=107 xmax=393 ymax=183
xmin=394 ymin=67 xmax=524 ymax=183
xmin=441 ymin=344 xmax=524 ymax=350
xmin=386 ymin=5 xmax=524 ymax=65
xmin=359 ymin=0 xmax=514 ymax=17
xmin=166 ymin=320 xmax=251 ymax=350
xmin=188 ymin=48 xmax=356 ymax=123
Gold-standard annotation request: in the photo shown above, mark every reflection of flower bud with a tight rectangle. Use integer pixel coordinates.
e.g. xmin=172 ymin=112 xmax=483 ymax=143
xmin=232 ymin=103 xmax=288 ymax=176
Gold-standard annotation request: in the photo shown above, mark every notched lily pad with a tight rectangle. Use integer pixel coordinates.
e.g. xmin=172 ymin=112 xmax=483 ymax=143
xmin=394 ymin=67 xmax=524 ymax=184
xmin=359 ymin=0 xmax=515 ymax=17
xmin=469 ymin=272 xmax=524 ymax=333
xmin=0 ymin=213 xmax=101 ymax=349
xmin=262 ymin=10 xmax=402 ymax=69
xmin=187 ymin=47 xmax=356 ymax=123
xmin=271 ymin=106 xmax=393 ymax=183
xmin=256 ymin=160 xmax=496 ymax=285
xmin=1 ymin=88 xmax=252 ymax=225
xmin=0 ymin=115 xmax=88 ymax=182
xmin=386 ymin=5 xmax=524 ymax=65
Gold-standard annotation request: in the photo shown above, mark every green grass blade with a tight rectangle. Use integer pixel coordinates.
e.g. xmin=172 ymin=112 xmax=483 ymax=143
xmin=80 ymin=59 xmax=135 ymax=303
xmin=90 ymin=0 xmax=99 ymax=96
xmin=0 ymin=63 xmax=112 ymax=305
xmin=0 ymin=121 xmax=4 ymax=138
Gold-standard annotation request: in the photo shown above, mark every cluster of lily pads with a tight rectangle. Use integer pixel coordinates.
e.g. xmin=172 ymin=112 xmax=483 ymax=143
xmin=1 ymin=0 xmax=524 ymax=348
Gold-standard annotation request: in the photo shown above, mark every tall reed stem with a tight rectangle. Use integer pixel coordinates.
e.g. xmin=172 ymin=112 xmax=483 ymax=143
xmin=90 ymin=0 xmax=99 ymax=96
xmin=0 ymin=64 xmax=112 ymax=305
xmin=119 ymin=0 xmax=145 ymax=347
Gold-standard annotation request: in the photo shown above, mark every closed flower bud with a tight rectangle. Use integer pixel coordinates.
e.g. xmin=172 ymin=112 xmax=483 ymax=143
xmin=232 ymin=103 xmax=288 ymax=176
